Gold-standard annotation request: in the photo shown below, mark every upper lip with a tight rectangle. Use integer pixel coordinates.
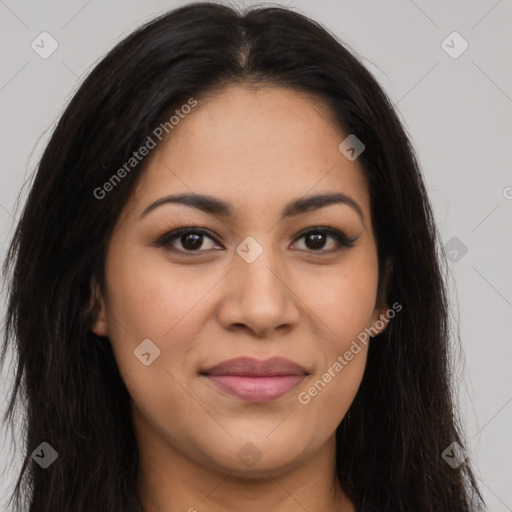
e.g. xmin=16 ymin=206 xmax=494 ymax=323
xmin=202 ymin=357 xmax=308 ymax=377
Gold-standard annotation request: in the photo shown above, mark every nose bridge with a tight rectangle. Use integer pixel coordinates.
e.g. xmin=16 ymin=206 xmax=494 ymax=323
xmin=219 ymin=233 xmax=299 ymax=335
xmin=235 ymin=233 xmax=286 ymax=302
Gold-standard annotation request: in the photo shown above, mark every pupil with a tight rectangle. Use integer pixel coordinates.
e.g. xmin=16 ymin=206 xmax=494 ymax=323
xmin=179 ymin=232 xmax=328 ymax=251
xmin=307 ymin=233 xmax=325 ymax=250
xmin=182 ymin=233 xmax=202 ymax=250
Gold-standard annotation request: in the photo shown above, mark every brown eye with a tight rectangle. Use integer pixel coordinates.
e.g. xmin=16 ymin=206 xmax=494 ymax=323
xmin=155 ymin=226 xmax=356 ymax=256
xmin=293 ymin=227 xmax=357 ymax=252
xmin=156 ymin=228 xmax=221 ymax=253
xmin=304 ymin=232 xmax=329 ymax=250
xmin=178 ymin=232 xmax=204 ymax=250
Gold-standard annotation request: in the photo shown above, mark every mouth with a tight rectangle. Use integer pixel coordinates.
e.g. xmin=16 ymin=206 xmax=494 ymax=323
xmin=200 ymin=356 xmax=308 ymax=403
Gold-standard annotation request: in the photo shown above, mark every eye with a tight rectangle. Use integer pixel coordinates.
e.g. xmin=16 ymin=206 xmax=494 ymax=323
xmin=292 ymin=227 xmax=357 ymax=253
xmin=155 ymin=226 xmax=357 ymax=255
xmin=156 ymin=227 xmax=221 ymax=253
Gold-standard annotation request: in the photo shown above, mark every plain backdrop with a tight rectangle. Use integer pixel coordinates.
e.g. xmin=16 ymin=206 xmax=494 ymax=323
xmin=1 ymin=0 xmax=511 ymax=510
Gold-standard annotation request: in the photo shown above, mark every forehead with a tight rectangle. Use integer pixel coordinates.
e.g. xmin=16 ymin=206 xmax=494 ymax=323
xmin=129 ymin=85 xmax=370 ymax=219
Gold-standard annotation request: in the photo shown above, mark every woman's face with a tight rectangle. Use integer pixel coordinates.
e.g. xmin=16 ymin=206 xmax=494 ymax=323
xmin=93 ymin=85 xmax=388 ymax=478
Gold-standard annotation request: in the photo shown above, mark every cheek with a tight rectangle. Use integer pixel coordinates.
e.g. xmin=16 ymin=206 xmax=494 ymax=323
xmin=101 ymin=245 xmax=219 ymax=391
xmin=105 ymin=249 xmax=210 ymax=341
xmin=296 ymin=252 xmax=380 ymax=344
xmin=292 ymin=251 xmax=377 ymax=412
xmin=102 ymin=252 xmax=210 ymax=436
xmin=294 ymin=342 xmax=368 ymax=447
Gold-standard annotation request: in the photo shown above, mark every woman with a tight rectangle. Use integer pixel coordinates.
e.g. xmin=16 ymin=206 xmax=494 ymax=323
xmin=1 ymin=2 xmax=484 ymax=511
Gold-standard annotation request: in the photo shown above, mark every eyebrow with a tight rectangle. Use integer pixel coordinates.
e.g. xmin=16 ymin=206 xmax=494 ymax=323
xmin=139 ymin=192 xmax=364 ymax=223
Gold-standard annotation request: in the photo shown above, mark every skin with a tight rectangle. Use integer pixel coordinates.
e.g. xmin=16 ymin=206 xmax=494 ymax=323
xmin=92 ymin=85 xmax=389 ymax=512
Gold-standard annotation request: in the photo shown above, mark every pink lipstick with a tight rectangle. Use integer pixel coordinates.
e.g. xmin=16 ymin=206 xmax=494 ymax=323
xmin=202 ymin=356 xmax=307 ymax=402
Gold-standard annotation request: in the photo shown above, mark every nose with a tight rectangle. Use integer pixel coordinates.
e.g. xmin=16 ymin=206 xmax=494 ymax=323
xmin=216 ymin=246 xmax=300 ymax=338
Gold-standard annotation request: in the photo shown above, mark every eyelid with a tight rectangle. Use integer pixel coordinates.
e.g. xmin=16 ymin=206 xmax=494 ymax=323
xmin=155 ymin=227 xmax=220 ymax=250
xmin=155 ymin=225 xmax=357 ymax=254
xmin=293 ymin=226 xmax=357 ymax=250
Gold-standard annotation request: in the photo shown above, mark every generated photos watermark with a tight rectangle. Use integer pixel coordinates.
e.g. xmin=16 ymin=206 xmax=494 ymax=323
xmin=298 ymin=301 xmax=402 ymax=404
xmin=93 ymin=97 xmax=197 ymax=200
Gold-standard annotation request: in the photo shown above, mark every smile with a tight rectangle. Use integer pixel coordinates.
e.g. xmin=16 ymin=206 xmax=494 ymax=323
xmin=201 ymin=356 xmax=308 ymax=402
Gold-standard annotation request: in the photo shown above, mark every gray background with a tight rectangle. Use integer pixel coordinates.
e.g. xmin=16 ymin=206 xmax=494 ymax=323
xmin=0 ymin=0 xmax=511 ymax=510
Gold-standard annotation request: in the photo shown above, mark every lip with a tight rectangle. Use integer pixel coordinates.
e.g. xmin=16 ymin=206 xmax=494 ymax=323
xmin=201 ymin=357 xmax=308 ymax=402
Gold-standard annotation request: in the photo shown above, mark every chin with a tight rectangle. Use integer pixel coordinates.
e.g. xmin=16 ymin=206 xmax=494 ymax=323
xmin=193 ymin=434 xmax=314 ymax=478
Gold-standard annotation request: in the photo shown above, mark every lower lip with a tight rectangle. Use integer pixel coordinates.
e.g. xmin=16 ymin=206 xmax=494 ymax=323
xmin=204 ymin=375 xmax=305 ymax=402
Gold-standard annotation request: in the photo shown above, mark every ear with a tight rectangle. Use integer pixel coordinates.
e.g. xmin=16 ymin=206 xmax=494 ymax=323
xmin=369 ymin=303 xmax=390 ymax=337
xmin=89 ymin=279 xmax=109 ymax=337
xmin=370 ymin=257 xmax=394 ymax=336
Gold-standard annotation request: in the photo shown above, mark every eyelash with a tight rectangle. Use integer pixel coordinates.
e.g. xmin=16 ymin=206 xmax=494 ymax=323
xmin=155 ymin=226 xmax=357 ymax=255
